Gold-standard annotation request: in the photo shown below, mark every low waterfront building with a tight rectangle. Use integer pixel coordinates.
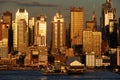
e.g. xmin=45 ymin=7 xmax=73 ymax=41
xmin=102 ymin=55 xmax=110 ymax=67
xmin=0 ymin=58 xmax=17 ymax=66
xmin=24 ymin=45 xmax=48 ymax=67
xmin=96 ymin=57 xmax=103 ymax=67
xmin=86 ymin=52 xmax=96 ymax=68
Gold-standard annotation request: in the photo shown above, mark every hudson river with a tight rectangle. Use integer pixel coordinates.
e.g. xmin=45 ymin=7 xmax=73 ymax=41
xmin=0 ymin=70 xmax=120 ymax=80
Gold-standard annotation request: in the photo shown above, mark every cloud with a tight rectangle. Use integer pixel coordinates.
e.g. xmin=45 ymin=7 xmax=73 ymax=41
xmin=0 ymin=0 xmax=58 ymax=7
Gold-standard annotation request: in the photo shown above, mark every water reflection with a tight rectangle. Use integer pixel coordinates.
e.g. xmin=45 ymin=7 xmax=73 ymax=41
xmin=0 ymin=70 xmax=120 ymax=80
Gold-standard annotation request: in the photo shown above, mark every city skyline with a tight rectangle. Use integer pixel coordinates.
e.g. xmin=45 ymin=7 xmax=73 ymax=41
xmin=0 ymin=0 xmax=120 ymax=45
xmin=0 ymin=0 xmax=120 ymax=23
xmin=0 ymin=0 xmax=120 ymax=75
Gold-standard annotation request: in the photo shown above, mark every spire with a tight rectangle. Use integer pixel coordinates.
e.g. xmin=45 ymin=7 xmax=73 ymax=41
xmin=92 ymin=5 xmax=96 ymax=21
xmin=106 ymin=0 xmax=111 ymax=3
xmin=106 ymin=0 xmax=112 ymax=6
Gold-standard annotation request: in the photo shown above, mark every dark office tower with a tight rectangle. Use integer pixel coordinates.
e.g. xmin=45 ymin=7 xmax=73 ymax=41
xmin=108 ymin=20 xmax=118 ymax=48
xmin=29 ymin=17 xmax=35 ymax=45
xmin=51 ymin=12 xmax=66 ymax=54
xmin=118 ymin=18 xmax=120 ymax=46
xmin=70 ymin=7 xmax=84 ymax=47
xmin=101 ymin=0 xmax=116 ymax=40
xmin=3 ymin=11 xmax=13 ymax=53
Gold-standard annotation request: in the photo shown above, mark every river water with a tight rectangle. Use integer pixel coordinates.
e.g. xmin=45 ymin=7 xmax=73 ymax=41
xmin=0 ymin=70 xmax=120 ymax=80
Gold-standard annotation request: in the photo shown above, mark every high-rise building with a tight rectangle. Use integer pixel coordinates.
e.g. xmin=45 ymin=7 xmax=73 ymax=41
xmin=51 ymin=12 xmax=66 ymax=54
xmin=29 ymin=17 xmax=35 ymax=45
xmin=70 ymin=7 xmax=84 ymax=46
xmin=83 ymin=31 xmax=93 ymax=53
xmin=109 ymin=20 xmax=118 ymax=48
xmin=101 ymin=0 xmax=115 ymax=27
xmin=3 ymin=11 xmax=13 ymax=53
xmin=17 ymin=19 xmax=27 ymax=52
xmin=0 ymin=23 xmax=9 ymax=58
xmin=35 ymin=15 xmax=47 ymax=46
xmin=14 ymin=9 xmax=28 ymax=50
xmin=83 ymin=30 xmax=102 ymax=56
xmin=3 ymin=11 xmax=12 ymax=27
xmin=92 ymin=32 xmax=102 ymax=56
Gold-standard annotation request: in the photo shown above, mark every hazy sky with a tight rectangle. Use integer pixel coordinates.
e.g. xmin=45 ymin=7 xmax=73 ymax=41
xmin=0 ymin=0 xmax=120 ymax=22
xmin=0 ymin=0 xmax=120 ymax=45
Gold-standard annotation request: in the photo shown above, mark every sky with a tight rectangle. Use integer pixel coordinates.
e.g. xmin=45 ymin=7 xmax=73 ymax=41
xmin=0 ymin=0 xmax=120 ymax=45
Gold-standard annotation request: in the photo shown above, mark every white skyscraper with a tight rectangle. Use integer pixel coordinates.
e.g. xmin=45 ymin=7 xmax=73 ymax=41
xmin=16 ymin=9 xmax=28 ymax=25
xmin=13 ymin=9 xmax=28 ymax=50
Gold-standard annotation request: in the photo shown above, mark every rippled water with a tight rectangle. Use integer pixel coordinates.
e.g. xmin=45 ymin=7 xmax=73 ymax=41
xmin=0 ymin=70 xmax=120 ymax=80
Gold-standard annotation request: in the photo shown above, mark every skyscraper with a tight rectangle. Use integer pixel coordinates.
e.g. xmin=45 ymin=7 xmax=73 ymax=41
xmin=101 ymin=0 xmax=115 ymax=27
xmin=70 ymin=7 xmax=84 ymax=47
xmin=29 ymin=17 xmax=35 ymax=45
xmin=0 ymin=23 xmax=9 ymax=58
xmin=3 ymin=11 xmax=13 ymax=53
xmin=51 ymin=12 xmax=66 ymax=54
xmin=83 ymin=30 xmax=102 ymax=56
xmin=17 ymin=19 xmax=27 ymax=52
xmin=14 ymin=9 xmax=28 ymax=50
xmin=35 ymin=15 xmax=47 ymax=46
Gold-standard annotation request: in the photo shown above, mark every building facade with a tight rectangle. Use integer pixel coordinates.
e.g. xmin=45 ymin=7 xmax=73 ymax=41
xmin=83 ymin=30 xmax=102 ymax=56
xmin=35 ymin=15 xmax=47 ymax=46
xmin=51 ymin=13 xmax=66 ymax=54
xmin=14 ymin=9 xmax=28 ymax=50
xmin=0 ymin=23 xmax=9 ymax=58
xmin=3 ymin=11 xmax=13 ymax=53
xmin=17 ymin=19 xmax=27 ymax=52
xmin=101 ymin=0 xmax=115 ymax=27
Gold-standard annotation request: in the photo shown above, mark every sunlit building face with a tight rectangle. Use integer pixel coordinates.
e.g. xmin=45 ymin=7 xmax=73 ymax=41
xmin=35 ymin=15 xmax=47 ymax=46
xmin=70 ymin=7 xmax=84 ymax=46
xmin=13 ymin=9 xmax=28 ymax=50
xmin=51 ymin=13 xmax=66 ymax=53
